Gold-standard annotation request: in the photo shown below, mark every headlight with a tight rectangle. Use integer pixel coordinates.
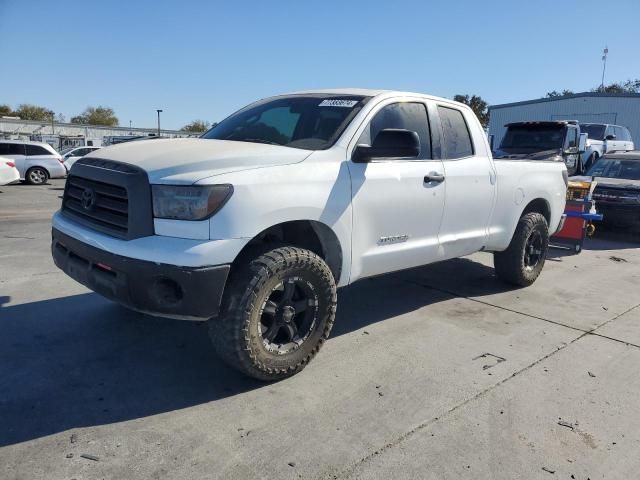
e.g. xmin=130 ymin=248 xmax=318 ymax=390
xmin=152 ymin=184 xmax=233 ymax=220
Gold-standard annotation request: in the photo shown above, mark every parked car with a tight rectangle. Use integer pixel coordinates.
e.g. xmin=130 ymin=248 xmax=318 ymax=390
xmin=0 ymin=156 xmax=20 ymax=185
xmin=580 ymin=123 xmax=634 ymax=172
xmin=573 ymin=152 xmax=640 ymax=231
xmin=51 ymin=89 xmax=567 ymax=381
xmin=0 ymin=140 xmax=66 ymax=184
xmin=61 ymin=146 xmax=102 ymax=171
xmin=493 ymin=120 xmax=586 ymax=175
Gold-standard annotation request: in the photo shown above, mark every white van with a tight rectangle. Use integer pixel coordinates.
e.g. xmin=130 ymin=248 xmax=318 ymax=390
xmin=0 ymin=140 xmax=66 ymax=184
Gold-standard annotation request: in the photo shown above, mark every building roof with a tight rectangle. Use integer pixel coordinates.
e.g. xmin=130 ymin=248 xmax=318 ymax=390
xmin=489 ymin=92 xmax=640 ymax=111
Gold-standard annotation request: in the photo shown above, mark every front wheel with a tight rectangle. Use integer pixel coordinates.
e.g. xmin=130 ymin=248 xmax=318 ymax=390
xmin=494 ymin=212 xmax=549 ymax=287
xmin=210 ymin=246 xmax=337 ymax=381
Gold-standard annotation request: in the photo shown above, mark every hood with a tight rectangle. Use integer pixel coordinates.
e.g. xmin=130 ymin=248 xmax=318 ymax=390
xmin=84 ymin=138 xmax=313 ymax=184
xmin=492 ymin=148 xmax=562 ymax=161
xmin=570 ymin=175 xmax=640 ymax=190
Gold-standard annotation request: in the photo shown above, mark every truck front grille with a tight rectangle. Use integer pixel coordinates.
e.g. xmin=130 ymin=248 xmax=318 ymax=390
xmin=61 ymin=158 xmax=154 ymax=240
xmin=63 ymin=176 xmax=129 ymax=237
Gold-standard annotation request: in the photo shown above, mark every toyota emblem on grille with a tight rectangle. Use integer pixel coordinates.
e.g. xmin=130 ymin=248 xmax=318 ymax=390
xmin=81 ymin=188 xmax=97 ymax=211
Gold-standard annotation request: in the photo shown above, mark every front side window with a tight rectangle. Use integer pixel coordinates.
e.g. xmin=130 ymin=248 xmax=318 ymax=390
xmin=605 ymin=126 xmax=615 ymax=139
xmin=438 ymin=106 xmax=473 ymax=159
xmin=202 ymin=95 xmax=369 ymax=150
xmin=357 ymin=102 xmax=432 ymax=159
xmin=565 ymin=127 xmax=578 ymax=149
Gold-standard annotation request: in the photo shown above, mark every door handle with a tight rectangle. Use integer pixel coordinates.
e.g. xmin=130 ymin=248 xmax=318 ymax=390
xmin=424 ymin=172 xmax=445 ymax=183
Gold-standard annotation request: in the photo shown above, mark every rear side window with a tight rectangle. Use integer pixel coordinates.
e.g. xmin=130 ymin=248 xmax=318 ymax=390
xmin=437 ymin=106 xmax=474 ymax=159
xmin=25 ymin=145 xmax=52 ymax=156
xmin=358 ymin=102 xmax=432 ymax=159
xmin=0 ymin=143 xmax=26 ymax=155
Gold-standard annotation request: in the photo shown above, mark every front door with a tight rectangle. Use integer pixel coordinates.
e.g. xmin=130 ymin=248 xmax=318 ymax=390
xmin=348 ymin=100 xmax=446 ymax=281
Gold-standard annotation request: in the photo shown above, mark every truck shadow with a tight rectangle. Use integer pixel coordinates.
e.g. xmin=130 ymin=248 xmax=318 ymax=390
xmin=0 ymin=257 xmax=513 ymax=447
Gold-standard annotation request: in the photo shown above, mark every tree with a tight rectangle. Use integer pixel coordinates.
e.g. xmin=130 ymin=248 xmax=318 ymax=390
xmin=15 ymin=104 xmax=54 ymax=121
xmin=453 ymin=94 xmax=489 ymax=128
xmin=0 ymin=105 xmax=13 ymax=116
xmin=592 ymin=79 xmax=640 ymax=94
xmin=71 ymin=106 xmax=119 ymax=126
xmin=545 ymin=90 xmax=574 ymax=98
xmin=180 ymin=120 xmax=213 ymax=133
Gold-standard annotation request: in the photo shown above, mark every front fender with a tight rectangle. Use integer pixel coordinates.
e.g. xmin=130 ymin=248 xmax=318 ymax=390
xmin=202 ymin=154 xmax=353 ymax=285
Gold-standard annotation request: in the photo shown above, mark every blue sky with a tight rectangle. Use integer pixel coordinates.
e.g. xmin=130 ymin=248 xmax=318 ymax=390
xmin=1 ymin=0 xmax=638 ymax=130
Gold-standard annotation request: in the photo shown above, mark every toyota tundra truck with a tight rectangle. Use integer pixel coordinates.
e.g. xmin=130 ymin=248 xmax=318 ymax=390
xmin=52 ymin=89 xmax=567 ymax=380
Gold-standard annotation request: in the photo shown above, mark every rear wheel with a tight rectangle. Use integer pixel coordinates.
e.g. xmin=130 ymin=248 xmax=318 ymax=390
xmin=210 ymin=246 xmax=337 ymax=381
xmin=494 ymin=212 xmax=549 ymax=287
xmin=25 ymin=167 xmax=49 ymax=185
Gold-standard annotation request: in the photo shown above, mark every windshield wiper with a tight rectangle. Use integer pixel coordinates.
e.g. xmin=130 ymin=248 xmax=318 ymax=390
xmin=225 ymin=137 xmax=282 ymax=146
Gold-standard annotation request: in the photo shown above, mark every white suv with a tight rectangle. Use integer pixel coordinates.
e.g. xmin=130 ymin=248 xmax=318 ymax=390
xmin=580 ymin=123 xmax=634 ymax=172
xmin=0 ymin=140 xmax=66 ymax=184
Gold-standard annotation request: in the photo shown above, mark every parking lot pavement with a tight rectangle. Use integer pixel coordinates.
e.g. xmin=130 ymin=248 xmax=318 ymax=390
xmin=1 ymin=181 xmax=640 ymax=480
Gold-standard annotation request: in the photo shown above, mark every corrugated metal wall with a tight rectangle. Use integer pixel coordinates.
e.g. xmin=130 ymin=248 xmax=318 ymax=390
xmin=488 ymin=95 xmax=640 ymax=148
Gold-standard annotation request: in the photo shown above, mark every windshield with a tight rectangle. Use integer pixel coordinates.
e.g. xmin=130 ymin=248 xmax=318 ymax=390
xmin=499 ymin=126 xmax=565 ymax=151
xmin=202 ymin=95 xmax=369 ymax=150
xmin=580 ymin=124 xmax=606 ymax=141
xmin=59 ymin=147 xmax=77 ymax=155
xmin=587 ymin=158 xmax=640 ymax=180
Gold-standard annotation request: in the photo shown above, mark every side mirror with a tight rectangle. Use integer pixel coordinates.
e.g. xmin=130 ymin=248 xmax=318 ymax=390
xmin=352 ymin=129 xmax=420 ymax=163
xmin=578 ymin=133 xmax=588 ymax=153
xmin=605 ymin=134 xmax=616 ymax=141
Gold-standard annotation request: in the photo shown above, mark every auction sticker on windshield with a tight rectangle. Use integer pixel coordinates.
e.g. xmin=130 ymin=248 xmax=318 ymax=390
xmin=318 ymin=99 xmax=359 ymax=107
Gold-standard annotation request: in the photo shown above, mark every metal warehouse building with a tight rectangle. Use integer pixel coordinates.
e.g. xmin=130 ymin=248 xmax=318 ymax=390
xmin=488 ymin=92 xmax=640 ymax=147
xmin=0 ymin=117 xmax=194 ymax=151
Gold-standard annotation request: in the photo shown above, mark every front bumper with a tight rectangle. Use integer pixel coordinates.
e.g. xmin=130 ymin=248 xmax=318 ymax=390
xmin=52 ymin=228 xmax=230 ymax=320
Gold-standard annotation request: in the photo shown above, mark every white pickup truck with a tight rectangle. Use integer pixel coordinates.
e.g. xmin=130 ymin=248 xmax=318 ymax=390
xmin=52 ymin=89 xmax=567 ymax=380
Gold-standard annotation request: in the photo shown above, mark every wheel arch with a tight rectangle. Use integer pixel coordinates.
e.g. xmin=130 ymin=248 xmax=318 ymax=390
xmin=520 ymin=197 xmax=551 ymax=225
xmin=232 ymin=220 xmax=344 ymax=284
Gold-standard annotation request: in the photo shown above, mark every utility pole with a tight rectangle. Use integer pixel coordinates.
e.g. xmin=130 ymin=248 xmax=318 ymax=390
xmin=600 ymin=46 xmax=609 ymax=90
xmin=156 ymin=109 xmax=163 ymax=137
xmin=51 ymin=112 xmax=55 ymax=135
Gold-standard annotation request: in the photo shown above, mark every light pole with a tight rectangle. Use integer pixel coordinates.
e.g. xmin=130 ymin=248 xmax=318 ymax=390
xmin=51 ymin=112 xmax=55 ymax=135
xmin=600 ymin=46 xmax=609 ymax=90
xmin=156 ymin=109 xmax=163 ymax=137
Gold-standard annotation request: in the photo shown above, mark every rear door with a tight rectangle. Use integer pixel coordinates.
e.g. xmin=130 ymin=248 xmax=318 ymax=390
xmin=348 ymin=98 xmax=446 ymax=280
xmin=434 ymin=104 xmax=496 ymax=259
xmin=0 ymin=143 xmax=27 ymax=176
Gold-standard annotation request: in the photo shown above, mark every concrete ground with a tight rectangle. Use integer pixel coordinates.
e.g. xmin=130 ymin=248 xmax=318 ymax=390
xmin=1 ymin=179 xmax=640 ymax=480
